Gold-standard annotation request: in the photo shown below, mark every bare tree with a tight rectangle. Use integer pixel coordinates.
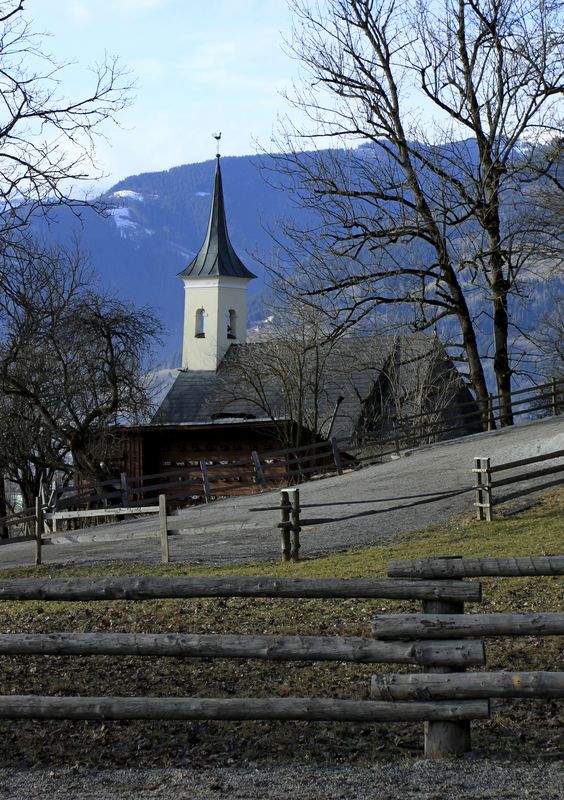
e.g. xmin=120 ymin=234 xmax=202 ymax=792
xmin=0 ymin=239 xmax=162 ymax=484
xmin=271 ymin=0 xmax=563 ymax=427
xmin=220 ymin=307 xmax=344 ymax=449
xmin=534 ymin=294 xmax=564 ymax=380
xmin=359 ymin=334 xmax=477 ymax=447
xmin=0 ymin=3 xmax=143 ymax=504
xmin=0 ymin=389 xmax=68 ymax=511
xmin=0 ymin=1 xmax=131 ymax=245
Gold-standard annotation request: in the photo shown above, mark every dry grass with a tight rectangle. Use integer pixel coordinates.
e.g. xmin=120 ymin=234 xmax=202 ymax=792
xmin=0 ymin=490 xmax=561 ymax=767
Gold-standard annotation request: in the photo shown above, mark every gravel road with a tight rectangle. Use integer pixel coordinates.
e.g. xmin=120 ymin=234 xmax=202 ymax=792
xmin=1 ymin=415 xmax=562 ymax=569
xmin=0 ymin=759 xmax=562 ymax=799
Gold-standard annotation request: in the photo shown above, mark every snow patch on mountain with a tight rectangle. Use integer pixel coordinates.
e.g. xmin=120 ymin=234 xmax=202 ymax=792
xmin=110 ymin=206 xmax=137 ymax=231
xmin=108 ymin=205 xmax=154 ymax=239
xmin=111 ymin=189 xmax=144 ymax=202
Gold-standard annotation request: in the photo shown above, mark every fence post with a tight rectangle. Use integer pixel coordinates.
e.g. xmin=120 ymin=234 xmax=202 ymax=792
xmin=278 ymin=490 xmax=291 ymax=562
xmin=393 ymin=421 xmax=400 ymax=455
xmin=474 ymin=457 xmax=485 ymax=521
xmin=551 ymin=378 xmax=558 ymax=416
xmin=482 ymin=457 xmax=492 ymax=521
xmin=487 ymin=395 xmax=495 ymax=431
xmin=159 ymin=494 xmax=169 ymax=564
xmin=422 ymin=561 xmax=470 ymax=758
xmin=251 ymin=451 xmax=267 ymax=488
xmin=331 ymin=438 xmax=343 ymax=475
xmin=474 ymin=456 xmax=493 ymax=522
xmin=200 ymin=460 xmax=212 ymax=503
xmin=48 ymin=479 xmax=58 ymax=533
xmin=34 ymin=497 xmax=44 ymax=567
xmin=289 ymin=488 xmax=301 ymax=562
xmin=120 ymin=473 xmax=130 ymax=507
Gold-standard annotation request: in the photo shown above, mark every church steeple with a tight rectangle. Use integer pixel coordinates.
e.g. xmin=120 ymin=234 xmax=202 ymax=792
xmin=178 ymin=155 xmax=256 ymax=281
xmin=179 ymin=148 xmax=257 ymax=372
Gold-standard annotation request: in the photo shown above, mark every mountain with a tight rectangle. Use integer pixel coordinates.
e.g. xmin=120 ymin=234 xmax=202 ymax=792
xmin=29 ymin=145 xmax=561 ymax=377
xmin=32 ymin=154 xmax=293 ymax=361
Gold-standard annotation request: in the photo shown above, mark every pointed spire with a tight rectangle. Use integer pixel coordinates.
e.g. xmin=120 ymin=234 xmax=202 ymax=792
xmin=178 ymin=153 xmax=257 ymax=281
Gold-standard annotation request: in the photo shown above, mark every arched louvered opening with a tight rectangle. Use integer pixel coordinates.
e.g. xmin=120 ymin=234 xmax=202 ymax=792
xmin=227 ymin=308 xmax=237 ymax=339
xmin=195 ymin=307 xmax=205 ymax=338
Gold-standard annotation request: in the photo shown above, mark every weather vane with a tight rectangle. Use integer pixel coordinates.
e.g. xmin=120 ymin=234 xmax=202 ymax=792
xmin=213 ymin=132 xmax=222 ymax=158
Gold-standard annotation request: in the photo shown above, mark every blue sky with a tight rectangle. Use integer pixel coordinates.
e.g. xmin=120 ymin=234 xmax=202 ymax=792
xmin=28 ymin=0 xmax=301 ymax=189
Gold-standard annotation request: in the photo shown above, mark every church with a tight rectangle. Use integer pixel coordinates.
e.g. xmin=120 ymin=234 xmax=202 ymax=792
xmin=112 ymin=152 xmax=479 ymax=479
xmin=113 ymin=153 xmax=290 ymax=477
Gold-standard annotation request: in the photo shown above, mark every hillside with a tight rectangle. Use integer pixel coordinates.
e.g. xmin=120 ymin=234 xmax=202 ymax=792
xmin=31 ymin=154 xmax=290 ymax=362
xmin=29 ymin=145 xmax=562 ymax=370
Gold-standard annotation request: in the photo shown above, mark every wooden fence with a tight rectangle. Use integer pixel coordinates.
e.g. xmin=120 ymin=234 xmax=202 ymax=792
xmin=378 ymin=555 xmax=564 ymax=756
xmin=46 ymin=437 xmax=343 ymax=520
xmin=473 ymin=448 xmax=564 ymax=520
xmin=355 ymin=376 xmax=563 ymax=463
xmin=0 ymin=556 xmax=562 ymax=758
xmin=0 ymin=573 xmax=486 ymax=757
xmin=33 ymin=487 xmax=300 ymax=566
xmin=0 ymin=507 xmax=35 ymax=536
xmin=15 ymin=439 xmax=564 ymax=567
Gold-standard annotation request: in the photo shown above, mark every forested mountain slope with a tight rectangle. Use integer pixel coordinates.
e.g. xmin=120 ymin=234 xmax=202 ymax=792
xmin=31 ymin=146 xmax=561 ymax=374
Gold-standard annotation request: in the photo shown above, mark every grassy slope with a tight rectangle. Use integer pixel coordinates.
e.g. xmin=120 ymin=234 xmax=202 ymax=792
xmin=0 ymin=490 xmax=561 ymax=767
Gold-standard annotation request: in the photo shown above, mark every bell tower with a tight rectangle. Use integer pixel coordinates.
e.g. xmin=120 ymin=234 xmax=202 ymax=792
xmin=178 ymin=145 xmax=256 ymax=372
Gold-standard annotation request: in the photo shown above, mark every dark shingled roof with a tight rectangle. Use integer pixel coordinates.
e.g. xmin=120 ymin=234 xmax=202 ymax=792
xmin=178 ymin=156 xmax=257 ymax=281
xmin=150 ymin=332 xmax=479 ymax=443
xmin=150 ymin=366 xmax=278 ymax=426
xmin=151 ymin=336 xmax=395 ymax=439
xmin=151 ymin=371 xmax=223 ymax=425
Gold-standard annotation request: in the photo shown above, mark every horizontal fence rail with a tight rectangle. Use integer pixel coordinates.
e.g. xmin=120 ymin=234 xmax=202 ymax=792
xmin=372 ymin=612 xmax=564 ymax=639
xmin=387 ymin=555 xmax=564 ymax=579
xmin=45 ymin=506 xmax=158 ymax=521
xmin=0 ymin=507 xmax=36 ymax=532
xmin=0 ymin=576 xmax=482 ymax=603
xmin=371 ymin=672 xmax=564 ymax=701
xmin=0 ymin=696 xmax=490 ymax=723
xmin=0 ymin=632 xmax=485 ymax=667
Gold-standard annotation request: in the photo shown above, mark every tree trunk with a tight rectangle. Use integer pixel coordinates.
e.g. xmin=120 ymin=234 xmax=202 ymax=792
xmin=451 ymin=286 xmax=490 ymax=430
xmin=492 ymin=288 xmax=514 ymax=426
xmin=0 ymin=475 xmax=8 ymax=539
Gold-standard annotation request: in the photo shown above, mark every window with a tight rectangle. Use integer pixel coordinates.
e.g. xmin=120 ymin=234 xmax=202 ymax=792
xmin=227 ymin=308 xmax=237 ymax=339
xmin=195 ymin=307 xmax=205 ymax=338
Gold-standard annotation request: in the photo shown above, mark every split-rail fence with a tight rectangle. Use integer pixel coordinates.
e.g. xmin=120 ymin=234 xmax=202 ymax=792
xmin=473 ymin=448 xmax=564 ymax=520
xmin=0 ymin=555 xmax=562 ymax=759
xmin=355 ymin=376 xmax=563 ymax=463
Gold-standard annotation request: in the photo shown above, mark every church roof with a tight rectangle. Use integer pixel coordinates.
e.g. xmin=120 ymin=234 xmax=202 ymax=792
xmin=178 ymin=156 xmax=257 ymax=281
xmin=150 ymin=336 xmax=394 ymax=439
